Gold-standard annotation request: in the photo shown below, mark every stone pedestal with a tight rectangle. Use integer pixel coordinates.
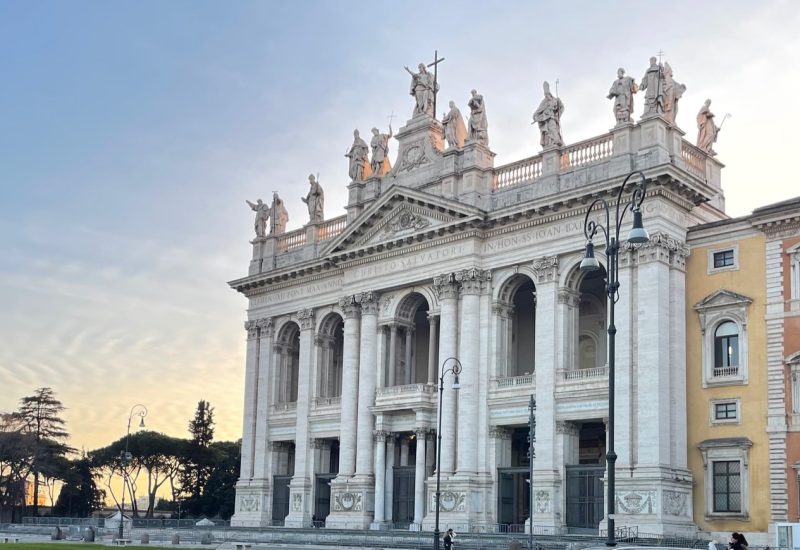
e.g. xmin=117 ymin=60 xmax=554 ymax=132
xmin=385 ymin=115 xmax=444 ymax=189
xmin=283 ymin=477 xmax=313 ymax=528
xmin=346 ymin=177 xmax=383 ymax=222
xmin=421 ymin=475 xmax=493 ymax=531
xmin=325 ymin=477 xmax=375 ymax=529
xmin=230 ymin=480 xmax=272 ymax=527
xmin=609 ymin=122 xmax=635 ymax=178
xmin=249 ymin=236 xmax=274 ymax=275
xmin=636 ymin=117 xmax=672 ymax=171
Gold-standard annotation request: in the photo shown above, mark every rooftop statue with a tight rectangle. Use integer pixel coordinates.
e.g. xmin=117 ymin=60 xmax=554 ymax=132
xmin=270 ymin=192 xmax=289 ymax=235
xmin=532 ymin=81 xmax=564 ymax=148
xmin=246 ymin=199 xmax=270 ymax=238
xmin=345 ymin=129 xmax=371 ymax=182
xmin=301 ymin=174 xmax=325 ymax=224
xmin=370 ymin=125 xmax=393 ymax=177
xmin=404 ymin=63 xmax=438 ymax=118
xmin=696 ymin=99 xmax=720 ymax=155
xmin=442 ymin=100 xmax=467 ymax=149
xmin=661 ymin=62 xmax=686 ymax=126
xmin=640 ymin=56 xmax=664 ymax=118
xmin=467 ymin=90 xmax=489 ymax=146
xmin=607 ymin=68 xmax=638 ymax=125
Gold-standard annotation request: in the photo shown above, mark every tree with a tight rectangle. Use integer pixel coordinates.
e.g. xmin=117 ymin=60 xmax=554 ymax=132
xmin=11 ymin=388 xmax=73 ymax=516
xmin=0 ymin=420 xmax=35 ymax=522
xmin=53 ymin=456 xmax=105 ymax=517
xmin=179 ymin=401 xmax=216 ymax=516
xmin=91 ymin=431 xmax=186 ymax=518
xmin=199 ymin=440 xmax=240 ymax=519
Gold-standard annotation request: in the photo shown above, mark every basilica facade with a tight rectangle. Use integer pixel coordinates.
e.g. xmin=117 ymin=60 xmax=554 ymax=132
xmin=229 ymin=62 xmax=728 ymax=536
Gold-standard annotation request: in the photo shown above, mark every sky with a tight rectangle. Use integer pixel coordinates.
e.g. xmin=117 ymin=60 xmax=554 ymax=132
xmin=1 ymin=0 xmax=799 ymax=453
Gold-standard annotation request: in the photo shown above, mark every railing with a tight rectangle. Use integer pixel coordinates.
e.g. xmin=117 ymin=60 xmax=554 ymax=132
xmin=560 ymin=132 xmax=614 ymax=169
xmin=713 ymin=365 xmax=739 ymax=378
xmin=270 ymin=401 xmax=297 ymax=413
xmin=560 ymin=365 xmax=609 ymax=381
xmin=276 ymin=228 xmax=306 ymax=252
xmin=681 ymin=140 xmax=707 ymax=180
xmin=375 ymin=383 xmax=436 ymax=396
xmin=493 ymin=374 xmax=534 ymax=389
xmin=493 ymin=155 xmax=543 ymax=189
xmin=317 ymin=215 xmax=347 ymax=241
xmin=313 ymin=396 xmax=341 ymax=407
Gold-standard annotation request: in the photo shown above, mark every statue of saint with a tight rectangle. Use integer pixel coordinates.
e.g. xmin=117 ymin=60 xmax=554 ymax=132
xmin=467 ymin=90 xmax=489 ymax=146
xmin=607 ymin=68 xmax=638 ymax=125
xmin=404 ymin=63 xmax=438 ymax=118
xmin=532 ymin=81 xmax=565 ymax=148
xmin=301 ymin=174 xmax=325 ymax=224
xmin=270 ymin=192 xmax=289 ymax=235
xmin=442 ymin=100 xmax=467 ymax=149
xmin=661 ymin=63 xmax=686 ymax=126
xmin=696 ymin=99 xmax=719 ymax=155
xmin=640 ymin=56 xmax=664 ymax=118
xmin=246 ymin=199 xmax=270 ymax=238
xmin=370 ymin=125 xmax=393 ymax=177
xmin=345 ymin=129 xmax=371 ymax=182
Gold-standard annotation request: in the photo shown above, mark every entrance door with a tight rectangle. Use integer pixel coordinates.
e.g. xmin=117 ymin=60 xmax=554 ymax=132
xmin=565 ymin=465 xmax=604 ymax=533
xmin=392 ymin=466 xmax=415 ymax=528
xmin=272 ymin=475 xmax=292 ymax=525
xmin=314 ymin=474 xmax=335 ymax=525
xmin=497 ymin=468 xmax=530 ymax=530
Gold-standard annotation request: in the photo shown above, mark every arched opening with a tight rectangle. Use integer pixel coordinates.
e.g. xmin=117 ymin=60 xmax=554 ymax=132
xmin=577 ymin=268 xmax=607 ymax=371
xmin=496 ymin=275 xmax=537 ymax=377
xmin=387 ymin=293 xmax=433 ymax=386
xmin=317 ymin=313 xmax=344 ymax=398
xmin=275 ymin=322 xmax=300 ymax=403
xmin=714 ymin=321 xmax=739 ymax=374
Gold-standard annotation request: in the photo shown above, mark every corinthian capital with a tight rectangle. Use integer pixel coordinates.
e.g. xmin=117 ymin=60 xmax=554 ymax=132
xmin=357 ymin=291 xmax=380 ymax=315
xmin=339 ymin=295 xmax=361 ymax=319
xmin=297 ymin=308 xmax=315 ymax=330
xmin=256 ymin=317 xmax=273 ymax=337
xmin=244 ymin=320 xmax=259 ymax=340
xmin=455 ymin=267 xmax=492 ymax=295
xmin=531 ymin=255 xmax=559 ymax=284
xmin=433 ymin=273 xmax=460 ymax=300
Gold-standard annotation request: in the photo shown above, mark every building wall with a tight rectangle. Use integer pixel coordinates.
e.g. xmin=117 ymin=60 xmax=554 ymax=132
xmin=685 ymin=232 xmax=769 ymax=534
xmin=782 ymin=235 xmax=800 ymax=521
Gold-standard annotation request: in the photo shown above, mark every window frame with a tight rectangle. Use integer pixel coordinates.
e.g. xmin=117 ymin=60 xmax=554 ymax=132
xmin=707 ymin=245 xmax=739 ymax=274
xmin=709 ymin=398 xmax=741 ymax=425
xmin=693 ymin=290 xmax=752 ymax=388
xmin=698 ymin=437 xmax=752 ymax=520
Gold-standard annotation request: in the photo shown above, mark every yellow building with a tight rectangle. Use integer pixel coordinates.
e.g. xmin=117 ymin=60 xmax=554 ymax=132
xmin=686 ymin=215 xmax=770 ymax=542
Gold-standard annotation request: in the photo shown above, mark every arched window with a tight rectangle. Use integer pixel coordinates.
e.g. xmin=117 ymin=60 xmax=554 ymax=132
xmin=714 ymin=321 xmax=739 ymax=372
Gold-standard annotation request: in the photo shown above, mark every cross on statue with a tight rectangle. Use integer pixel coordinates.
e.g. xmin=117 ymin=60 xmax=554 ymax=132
xmin=427 ymin=50 xmax=445 ymax=120
xmin=657 ymin=49 xmax=665 ymax=64
xmin=387 ymin=110 xmax=396 ymax=129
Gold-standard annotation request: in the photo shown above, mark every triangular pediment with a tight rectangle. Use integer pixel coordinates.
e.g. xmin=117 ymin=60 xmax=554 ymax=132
xmin=693 ymin=289 xmax=752 ymax=312
xmin=321 ymin=186 xmax=486 ymax=256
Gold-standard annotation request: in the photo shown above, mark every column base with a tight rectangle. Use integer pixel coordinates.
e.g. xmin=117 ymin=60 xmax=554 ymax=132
xmin=230 ymin=479 xmax=273 ymax=527
xmin=421 ymin=474 xmax=493 ymax=532
xmin=599 ymin=465 xmax=697 ymax=537
xmin=283 ymin=476 xmax=313 ymax=528
xmin=530 ymin=469 xmax=564 ymax=533
xmin=324 ymin=476 xmax=375 ymax=530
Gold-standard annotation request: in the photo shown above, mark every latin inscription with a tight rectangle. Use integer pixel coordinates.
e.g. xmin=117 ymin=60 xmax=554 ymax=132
xmin=349 ymin=244 xmax=468 ymax=281
xmin=250 ymin=278 xmax=343 ymax=306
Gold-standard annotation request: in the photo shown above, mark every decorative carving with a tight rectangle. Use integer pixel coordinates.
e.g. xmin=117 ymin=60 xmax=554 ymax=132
xmin=333 ymin=491 xmax=362 ymax=512
xmin=663 ymin=490 xmax=689 ymax=517
xmin=374 ymin=430 xmax=390 ymax=443
xmin=405 ymin=63 xmax=438 ymax=118
xmin=399 ymin=141 xmax=431 ymax=172
xmin=531 ymin=256 xmax=559 ymax=283
xmin=357 ymin=291 xmax=380 ymax=315
xmin=256 ymin=317 xmax=273 ymax=337
xmin=297 ymin=308 xmax=315 ymax=330
xmin=488 ymin=426 xmax=512 ymax=440
xmin=268 ymin=441 xmax=290 ymax=451
xmin=616 ymin=490 xmax=657 ymax=514
xmin=433 ymin=273 xmax=460 ymax=300
xmin=557 ymin=288 xmax=581 ymax=307
xmin=301 ymin=174 xmax=324 ymax=224
xmin=492 ymin=302 xmax=514 ymax=318
xmin=384 ymin=210 xmax=430 ymax=235
xmin=291 ymin=493 xmax=302 ymax=512
xmin=370 ymin=126 xmax=393 ymax=177
xmin=628 ymin=231 xmax=689 ymax=265
xmin=696 ymin=99 xmax=720 ymax=155
xmin=455 ymin=267 xmax=491 ymax=295
xmin=244 ymin=320 xmax=259 ymax=340
xmin=535 ymin=490 xmax=551 ymax=513
xmin=381 ymin=294 xmax=394 ymax=314
xmin=239 ymin=494 xmax=259 ymax=512
xmin=662 ymin=63 xmax=686 ymax=126
xmin=608 ymin=68 xmax=638 ymax=125
xmin=346 ymin=129 xmax=372 ymax=182
xmin=556 ymin=421 xmax=579 ymax=435
xmin=467 ymin=89 xmax=489 ymax=146
xmin=246 ymin=199 xmax=270 ymax=238
xmin=309 ymin=438 xmax=328 ymax=449
xmin=339 ymin=295 xmax=360 ymax=319
xmin=532 ymin=81 xmax=564 ymax=148
xmin=640 ymin=56 xmax=664 ymax=119
xmin=442 ymin=100 xmax=467 ymax=149
xmin=432 ymin=491 xmax=466 ymax=512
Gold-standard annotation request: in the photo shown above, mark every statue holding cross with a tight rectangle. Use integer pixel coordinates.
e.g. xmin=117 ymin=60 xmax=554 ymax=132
xmin=404 ymin=52 xmax=443 ymax=118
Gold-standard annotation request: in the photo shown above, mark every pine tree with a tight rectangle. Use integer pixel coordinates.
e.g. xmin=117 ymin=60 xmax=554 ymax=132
xmin=179 ymin=401 xmax=215 ymax=515
xmin=12 ymin=388 xmax=72 ymax=516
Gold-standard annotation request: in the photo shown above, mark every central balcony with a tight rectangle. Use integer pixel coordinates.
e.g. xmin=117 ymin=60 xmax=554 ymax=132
xmin=373 ymin=383 xmax=437 ymax=413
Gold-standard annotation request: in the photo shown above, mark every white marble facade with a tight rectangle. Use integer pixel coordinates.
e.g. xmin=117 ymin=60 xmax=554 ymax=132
xmin=230 ymin=110 xmax=726 ymax=536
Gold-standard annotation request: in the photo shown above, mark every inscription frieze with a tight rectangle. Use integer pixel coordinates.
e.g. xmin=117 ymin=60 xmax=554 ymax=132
xmin=251 ymin=278 xmax=343 ymax=307
xmin=348 ymin=244 xmax=468 ymax=282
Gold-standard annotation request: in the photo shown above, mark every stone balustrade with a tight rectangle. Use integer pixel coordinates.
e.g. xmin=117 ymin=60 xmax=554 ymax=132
xmin=492 ymin=374 xmax=535 ymax=389
xmin=559 ymin=132 xmax=614 ymax=170
xmin=712 ymin=365 xmax=739 ymax=378
xmin=680 ymin=140 xmax=707 ymax=181
xmin=312 ymin=396 xmax=342 ymax=408
xmin=317 ymin=215 xmax=347 ymax=241
xmin=375 ymin=383 xmax=436 ymax=396
xmin=559 ymin=365 xmax=609 ymax=382
xmin=270 ymin=401 xmax=297 ymax=414
xmin=373 ymin=383 xmax=437 ymax=413
xmin=494 ymin=155 xmax=543 ymax=189
xmin=276 ymin=229 xmax=306 ymax=253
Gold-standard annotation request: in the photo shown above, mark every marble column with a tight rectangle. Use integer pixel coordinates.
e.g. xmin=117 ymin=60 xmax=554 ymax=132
xmin=373 ymin=431 xmax=389 ymax=526
xmin=286 ymin=308 xmax=315 ymax=527
xmin=400 ymin=437 xmax=410 ymax=466
xmin=404 ymin=327 xmax=414 ymax=385
xmin=355 ymin=291 xmax=380 ymax=478
xmin=239 ymin=320 xmax=260 ymax=479
xmin=388 ymin=323 xmax=398 ymax=387
xmin=385 ymin=435 xmax=396 ymax=522
xmin=427 ymin=314 xmax=438 ymax=384
xmin=434 ymin=274 xmax=459 ymax=474
xmin=252 ymin=318 xmax=274 ymax=479
xmin=337 ymin=297 xmax=361 ymax=477
xmin=456 ymin=268 xmax=487 ymax=477
xmin=413 ymin=428 xmax=427 ymax=526
xmin=425 ymin=431 xmax=436 ymax=477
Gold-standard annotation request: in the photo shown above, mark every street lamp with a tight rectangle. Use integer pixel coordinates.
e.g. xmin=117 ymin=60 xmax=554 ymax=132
xmin=433 ymin=357 xmax=462 ymax=550
xmin=580 ymin=170 xmax=649 ymax=547
xmin=118 ymin=404 xmax=147 ymax=540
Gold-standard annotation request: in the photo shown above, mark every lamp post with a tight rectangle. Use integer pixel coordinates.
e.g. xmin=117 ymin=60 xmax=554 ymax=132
xmin=579 ymin=171 xmax=649 ymax=547
xmin=118 ymin=404 xmax=147 ymax=540
xmin=433 ymin=357 xmax=461 ymax=550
